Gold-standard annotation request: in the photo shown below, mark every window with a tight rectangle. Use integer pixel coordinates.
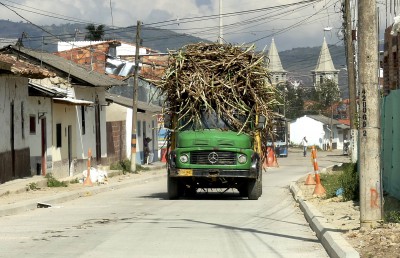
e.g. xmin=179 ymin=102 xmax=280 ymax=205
xmin=30 ymin=115 xmax=36 ymax=134
xmin=56 ymin=123 xmax=62 ymax=147
xmin=81 ymin=106 xmax=86 ymax=135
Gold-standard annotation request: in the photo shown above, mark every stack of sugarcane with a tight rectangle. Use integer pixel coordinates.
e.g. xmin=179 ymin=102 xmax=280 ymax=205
xmin=155 ymin=42 xmax=279 ymax=136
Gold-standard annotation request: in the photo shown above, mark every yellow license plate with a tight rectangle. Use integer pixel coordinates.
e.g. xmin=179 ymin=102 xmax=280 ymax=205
xmin=178 ymin=169 xmax=193 ymax=176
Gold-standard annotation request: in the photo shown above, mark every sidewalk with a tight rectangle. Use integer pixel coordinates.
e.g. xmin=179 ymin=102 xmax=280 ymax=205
xmin=0 ymin=161 xmax=167 ymax=217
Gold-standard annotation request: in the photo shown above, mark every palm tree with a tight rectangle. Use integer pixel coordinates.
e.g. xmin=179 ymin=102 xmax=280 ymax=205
xmin=84 ymin=24 xmax=105 ymax=41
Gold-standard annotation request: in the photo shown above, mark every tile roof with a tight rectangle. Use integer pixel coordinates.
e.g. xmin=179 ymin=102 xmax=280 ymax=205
xmin=0 ymin=45 xmax=126 ymax=87
xmin=0 ymin=54 xmax=55 ymax=78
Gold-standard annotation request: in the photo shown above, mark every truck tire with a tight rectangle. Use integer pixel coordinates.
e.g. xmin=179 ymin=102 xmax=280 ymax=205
xmin=247 ymin=179 xmax=262 ymax=200
xmin=248 ymin=165 xmax=262 ymax=200
xmin=168 ymin=177 xmax=180 ymax=199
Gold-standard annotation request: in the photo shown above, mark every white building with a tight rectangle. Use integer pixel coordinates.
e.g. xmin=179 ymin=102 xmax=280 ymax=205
xmin=290 ymin=115 xmax=349 ymax=150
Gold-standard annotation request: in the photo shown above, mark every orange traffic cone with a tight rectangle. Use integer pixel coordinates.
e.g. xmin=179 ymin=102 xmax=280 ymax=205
xmin=83 ymin=148 xmax=93 ymax=187
xmin=313 ymin=175 xmax=326 ymax=196
xmin=305 ymin=173 xmax=316 ymax=185
xmin=311 ymin=146 xmax=325 ymax=196
xmin=266 ymin=147 xmax=279 ymax=167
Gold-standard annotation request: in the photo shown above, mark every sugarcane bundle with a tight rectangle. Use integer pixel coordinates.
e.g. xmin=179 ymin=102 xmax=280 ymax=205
xmin=155 ymin=42 xmax=279 ymax=135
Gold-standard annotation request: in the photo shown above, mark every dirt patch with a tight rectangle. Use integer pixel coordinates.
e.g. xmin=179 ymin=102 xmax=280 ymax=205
xmin=297 ymin=176 xmax=400 ymax=258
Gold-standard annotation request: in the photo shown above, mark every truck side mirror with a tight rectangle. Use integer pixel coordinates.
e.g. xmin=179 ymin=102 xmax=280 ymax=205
xmin=257 ymin=115 xmax=266 ymax=129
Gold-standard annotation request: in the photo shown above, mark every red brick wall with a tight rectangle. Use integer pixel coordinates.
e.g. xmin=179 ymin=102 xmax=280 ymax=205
xmin=106 ymin=121 xmax=126 ymax=164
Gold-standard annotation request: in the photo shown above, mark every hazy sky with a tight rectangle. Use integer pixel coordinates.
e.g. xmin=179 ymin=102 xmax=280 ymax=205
xmin=0 ymin=0 xmax=396 ymax=52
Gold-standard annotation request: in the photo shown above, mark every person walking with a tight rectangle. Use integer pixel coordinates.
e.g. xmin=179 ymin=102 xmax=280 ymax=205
xmin=301 ymin=136 xmax=308 ymax=157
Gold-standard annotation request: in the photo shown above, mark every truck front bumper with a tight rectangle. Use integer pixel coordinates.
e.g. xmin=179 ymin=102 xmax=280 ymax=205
xmin=169 ymin=168 xmax=258 ymax=178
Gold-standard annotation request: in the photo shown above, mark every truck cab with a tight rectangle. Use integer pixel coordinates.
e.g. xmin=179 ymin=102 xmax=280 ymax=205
xmin=166 ymin=108 xmax=263 ymax=200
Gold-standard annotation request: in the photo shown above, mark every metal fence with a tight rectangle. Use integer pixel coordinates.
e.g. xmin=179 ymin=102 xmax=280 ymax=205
xmin=381 ymin=89 xmax=400 ymax=200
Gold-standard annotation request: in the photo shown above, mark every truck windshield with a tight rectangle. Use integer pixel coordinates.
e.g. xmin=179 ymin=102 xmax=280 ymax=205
xmin=180 ymin=109 xmax=235 ymax=131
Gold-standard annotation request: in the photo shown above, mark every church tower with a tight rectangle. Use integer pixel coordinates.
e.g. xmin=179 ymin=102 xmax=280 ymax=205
xmin=267 ymin=38 xmax=287 ymax=86
xmin=311 ymin=37 xmax=339 ymax=89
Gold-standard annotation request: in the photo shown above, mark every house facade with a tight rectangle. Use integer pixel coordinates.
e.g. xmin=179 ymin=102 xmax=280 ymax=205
xmin=105 ymin=93 xmax=161 ymax=165
xmin=0 ymin=45 xmax=125 ymax=180
xmin=55 ymin=40 xmax=165 ymax=165
xmin=0 ymin=54 xmax=55 ymax=183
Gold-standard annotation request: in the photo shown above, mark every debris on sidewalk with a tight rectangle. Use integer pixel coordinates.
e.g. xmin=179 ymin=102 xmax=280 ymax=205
xmin=82 ymin=167 xmax=108 ymax=184
xmin=37 ymin=202 xmax=52 ymax=208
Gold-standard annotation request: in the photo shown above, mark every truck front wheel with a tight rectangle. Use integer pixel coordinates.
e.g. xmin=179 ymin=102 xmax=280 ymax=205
xmin=247 ymin=170 xmax=262 ymax=200
xmin=167 ymin=177 xmax=182 ymax=199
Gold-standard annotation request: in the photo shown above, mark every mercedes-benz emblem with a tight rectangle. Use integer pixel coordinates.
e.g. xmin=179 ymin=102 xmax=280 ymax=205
xmin=208 ymin=152 xmax=219 ymax=164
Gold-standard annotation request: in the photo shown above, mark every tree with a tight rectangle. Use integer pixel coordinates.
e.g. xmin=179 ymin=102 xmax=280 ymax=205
xmin=309 ymin=78 xmax=341 ymax=116
xmin=276 ymin=81 xmax=305 ymax=119
xmin=84 ymin=24 xmax=105 ymax=41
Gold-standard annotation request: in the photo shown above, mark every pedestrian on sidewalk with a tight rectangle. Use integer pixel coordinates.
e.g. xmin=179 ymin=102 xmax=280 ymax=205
xmin=301 ymin=136 xmax=308 ymax=157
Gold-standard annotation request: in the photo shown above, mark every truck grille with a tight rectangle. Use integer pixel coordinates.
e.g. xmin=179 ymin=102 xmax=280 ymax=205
xmin=190 ymin=151 xmax=237 ymax=165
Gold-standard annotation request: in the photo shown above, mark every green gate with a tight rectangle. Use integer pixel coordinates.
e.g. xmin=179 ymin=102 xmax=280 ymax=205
xmin=381 ymin=89 xmax=400 ymax=200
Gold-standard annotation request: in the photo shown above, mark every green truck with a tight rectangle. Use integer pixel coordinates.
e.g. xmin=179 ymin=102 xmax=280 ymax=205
xmin=165 ymin=109 xmax=265 ymax=200
xmin=155 ymin=43 xmax=277 ymax=200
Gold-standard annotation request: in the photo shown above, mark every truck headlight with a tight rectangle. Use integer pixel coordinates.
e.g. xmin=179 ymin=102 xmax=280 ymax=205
xmin=238 ymin=154 xmax=247 ymax=164
xmin=179 ymin=154 xmax=189 ymax=163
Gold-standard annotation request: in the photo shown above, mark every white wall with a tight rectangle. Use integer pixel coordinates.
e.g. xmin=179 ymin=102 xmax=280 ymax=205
xmin=125 ymin=108 xmax=159 ymax=164
xmin=290 ymin=115 xmax=346 ymax=150
xmin=27 ymin=96 xmax=52 ymax=156
xmin=73 ymin=87 xmax=108 ymax=160
xmin=0 ymin=76 xmax=29 ymax=152
xmin=290 ymin=116 xmax=325 ymax=149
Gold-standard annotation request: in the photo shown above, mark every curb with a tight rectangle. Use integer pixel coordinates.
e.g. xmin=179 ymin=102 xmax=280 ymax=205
xmin=289 ymin=166 xmax=360 ymax=258
xmin=0 ymin=168 xmax=167 ymax=218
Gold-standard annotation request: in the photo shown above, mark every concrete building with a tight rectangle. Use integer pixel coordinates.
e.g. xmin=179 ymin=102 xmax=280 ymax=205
xmin=289 ymin=114 xmax=349 ymax=150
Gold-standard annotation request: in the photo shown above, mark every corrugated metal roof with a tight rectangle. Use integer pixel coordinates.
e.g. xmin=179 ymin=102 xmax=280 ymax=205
xmin=105 ymin=93 xmax=161 ymax=113
xmin=28 ymin=82 xmax=67 ymax=97
xmin=0 ymin=45 xmax=126 ymax=87
xmin=307 ymin=114 xmax=341 ymax=125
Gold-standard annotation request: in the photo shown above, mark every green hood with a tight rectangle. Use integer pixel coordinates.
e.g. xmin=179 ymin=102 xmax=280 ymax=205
xmin=176 ymin=129 xmax=252 ymax=149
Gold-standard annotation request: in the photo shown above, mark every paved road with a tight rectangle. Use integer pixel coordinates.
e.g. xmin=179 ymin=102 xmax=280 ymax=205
xmin=0 ymin=149 xmax=347 ymax=258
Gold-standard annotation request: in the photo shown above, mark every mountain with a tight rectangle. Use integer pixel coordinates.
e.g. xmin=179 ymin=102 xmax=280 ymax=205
xmin=279 ymin=44 xmax=348 ymax=98
xmin=0 ymin=20 xmax=348 ymax=97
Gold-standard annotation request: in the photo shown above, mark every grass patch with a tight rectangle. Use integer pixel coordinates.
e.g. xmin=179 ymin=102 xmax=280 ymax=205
xmin=110 ymin=159 xmax=150 ymax=174
xmin=26 ymin=182 xmax=39 ymax=191
xmin=45 ymin=173 xmax=68 ymax=187
xmin=69 ymin=178 xmax=80 ymax=184
xmin=320 ymin=162 xmax=358 ymax=201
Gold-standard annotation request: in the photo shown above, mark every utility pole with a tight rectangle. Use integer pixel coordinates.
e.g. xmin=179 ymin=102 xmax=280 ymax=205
xmin=219 ymin=0 xmax=223 ymax=43
xmin=358 ymin=0 xmax=383 ymax=228
xmin=343 ymin=0 xmax=358 ymax=162
xmin=130 ymin=20 xmax=141 ymax=173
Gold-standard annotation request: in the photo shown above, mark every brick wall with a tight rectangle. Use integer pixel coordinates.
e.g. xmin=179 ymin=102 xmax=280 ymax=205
xmin=106 ymin=121 xmax=126 ymax=165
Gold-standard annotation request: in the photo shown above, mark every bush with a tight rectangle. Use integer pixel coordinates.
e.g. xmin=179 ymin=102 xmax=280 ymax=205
xmin=320 ymin=172 xmax=342 ymax=199
xmin=45 ymin=173 xmax=68 ymax=187
xmin=338 ymin=163 xmax=359 ymax=201
xmin=385 ymin=210 xmax=400 ymax=223
xmin=320 ymin=162 xmax=358 ymax=201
